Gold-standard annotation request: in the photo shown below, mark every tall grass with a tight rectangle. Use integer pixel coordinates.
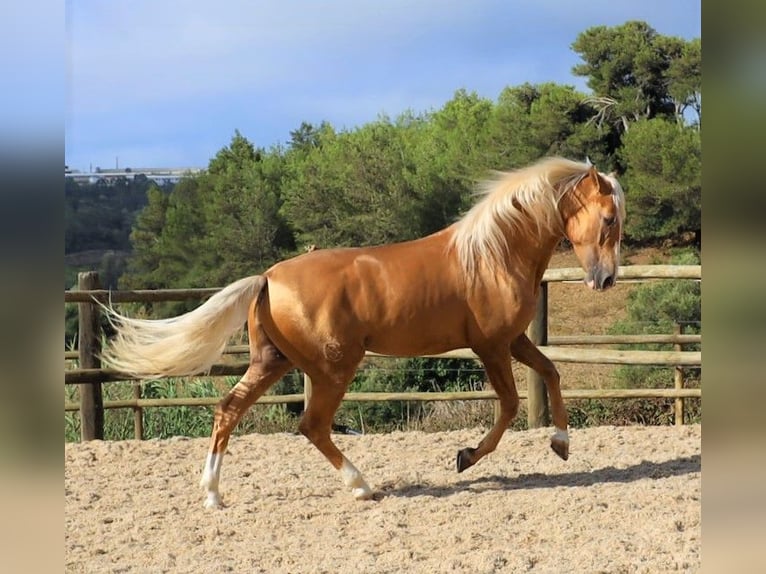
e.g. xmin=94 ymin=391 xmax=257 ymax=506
xmin=64 ymin=376 xmax=303 ymax=442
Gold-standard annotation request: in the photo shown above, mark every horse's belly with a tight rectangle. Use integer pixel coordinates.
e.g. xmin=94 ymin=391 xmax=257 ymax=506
xmin=363 ymin=319 xmax=468 ymax=357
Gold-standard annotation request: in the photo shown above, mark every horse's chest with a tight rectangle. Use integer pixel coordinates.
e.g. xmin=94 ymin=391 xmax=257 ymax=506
xmin=468 ymin=283 xmax=536 ymax=336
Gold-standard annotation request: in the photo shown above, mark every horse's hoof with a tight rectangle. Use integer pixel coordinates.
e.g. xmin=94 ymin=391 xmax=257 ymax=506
xmin=203 ymin=493 xmax=224 ymax=509
xmin=351 ymin=485 xmax=374 ymax=501
xmin=456 ymin=447 xmax=477 ymax=473
xmin=550 ymin=438 xmax=569 ymax=461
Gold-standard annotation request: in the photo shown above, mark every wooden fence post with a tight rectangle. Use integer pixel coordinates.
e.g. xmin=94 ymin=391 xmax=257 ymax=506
xmin=78 ymin=272 xmax=104 ymax=441
xmin=527 ymin=283 xmax=549 ymax=428
xmin=674 ymin=323 xmax=684 ymax=426
xmin=133 ymin=383 xmax=144 ymax=439
xmin=303 ymin=372 xmax=312 ymax=412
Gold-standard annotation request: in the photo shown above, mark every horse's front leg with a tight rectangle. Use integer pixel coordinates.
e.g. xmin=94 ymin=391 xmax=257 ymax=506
xmin=456 ymin=349 xmax=519 ymax=472
xmin=511 ymin=333 xmax=569 ymax=460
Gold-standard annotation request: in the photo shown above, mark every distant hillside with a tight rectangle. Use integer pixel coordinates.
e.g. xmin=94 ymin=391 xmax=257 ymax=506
xmin=65 ymin=176 xmax=175 ymax=288
xmin=65 ymin=176 xmax=174 ymax=255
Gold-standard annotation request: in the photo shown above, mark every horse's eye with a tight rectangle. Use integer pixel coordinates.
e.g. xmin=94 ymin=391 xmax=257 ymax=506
xmin=603 ymin=215 xmax=616 ymax=227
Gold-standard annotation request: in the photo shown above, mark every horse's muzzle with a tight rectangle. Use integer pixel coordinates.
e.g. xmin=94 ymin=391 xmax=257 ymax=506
xmin=584 ymin=266 xmax=616 ymax=291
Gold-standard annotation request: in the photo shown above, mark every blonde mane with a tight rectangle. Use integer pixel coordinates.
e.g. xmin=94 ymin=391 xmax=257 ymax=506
xmin=450 ymin=157 xmax=597 ymax=276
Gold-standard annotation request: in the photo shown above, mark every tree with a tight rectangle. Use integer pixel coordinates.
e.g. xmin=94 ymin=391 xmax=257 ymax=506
xmin=288 ymin=121 xmax=332 ymax=154
xmin=665 ymin=37 xmax=701 ymax=126
xmin=572 ymin=21 xmax=700 ymax=134
xmin=618 ymin=119 xmax=701 ymax=243
xmin=154 ymin=176 xmax=209 ymax=287
xmin=199 ymin=133 xmax=293 ymax=285
xmin=488 ymin=83 xmax=613 ymax=169
xmin=402 ymin=90 xmax=495 ymax=235
xmin=119 ymin=132 xmax=295 ymax=294
xmin=120 ymin=185 xmax=169 ymax=289
xmin=281 ymin=118 xmax=420 ymax=247
xmin=207 ymin=129 xmax=259 ymax=174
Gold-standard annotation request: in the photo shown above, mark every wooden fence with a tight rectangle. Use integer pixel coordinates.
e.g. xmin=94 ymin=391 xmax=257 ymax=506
xmin=64 ymin=265 xmax=702 ymax=441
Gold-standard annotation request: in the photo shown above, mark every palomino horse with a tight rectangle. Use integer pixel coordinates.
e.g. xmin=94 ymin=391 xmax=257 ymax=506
xmin=102 ymin=157 xmax=625 ymax=508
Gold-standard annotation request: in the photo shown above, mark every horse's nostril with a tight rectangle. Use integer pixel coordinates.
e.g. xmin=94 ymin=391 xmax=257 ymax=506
xmin=601 ymin=275 xmax=615 ymax=290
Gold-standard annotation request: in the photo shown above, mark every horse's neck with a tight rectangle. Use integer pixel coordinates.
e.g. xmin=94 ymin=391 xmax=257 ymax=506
xmin=504 ymin=226 xmax=562 ymax=289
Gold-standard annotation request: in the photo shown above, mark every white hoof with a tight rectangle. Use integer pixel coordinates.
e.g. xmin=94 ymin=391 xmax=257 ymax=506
xmin=203 ymin=492 xmax=223 ymax=509
xmin=341 ymin=457 xmax=373 ymax=500
xmin=352 ymin=484 xmax=374 ymax=501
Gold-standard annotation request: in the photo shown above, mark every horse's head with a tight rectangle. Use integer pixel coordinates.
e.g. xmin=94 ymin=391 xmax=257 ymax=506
xmin=564 ymin=167 xmax=625 ymax=291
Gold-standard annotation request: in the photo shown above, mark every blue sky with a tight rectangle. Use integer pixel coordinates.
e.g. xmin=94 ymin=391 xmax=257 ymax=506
xmin=64 ymin=1 xmax=700 ymax=172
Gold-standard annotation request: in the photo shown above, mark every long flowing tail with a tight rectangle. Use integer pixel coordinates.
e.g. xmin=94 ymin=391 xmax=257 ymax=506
xmin=101 ymin=275 xmax=266 ymax=379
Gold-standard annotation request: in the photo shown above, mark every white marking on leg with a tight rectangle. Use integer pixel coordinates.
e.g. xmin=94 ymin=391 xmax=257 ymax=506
xmin=552 ymin=427 xmax=569 ymax=445
xmin=200 ymin=452 xmax=224 ymax=509
xmin=340 ymin=457 xmax=373 ymax=500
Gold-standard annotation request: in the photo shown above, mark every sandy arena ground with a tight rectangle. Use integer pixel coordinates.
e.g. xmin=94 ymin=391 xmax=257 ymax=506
xmin=66 ymin=425 xmax=700 ymax=573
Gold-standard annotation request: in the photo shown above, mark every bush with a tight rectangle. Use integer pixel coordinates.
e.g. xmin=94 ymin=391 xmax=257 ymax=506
xmin=336 ymin=357 xmax=485 ymax=432
xmin=601 ymin=248 xmax=701 ymax=424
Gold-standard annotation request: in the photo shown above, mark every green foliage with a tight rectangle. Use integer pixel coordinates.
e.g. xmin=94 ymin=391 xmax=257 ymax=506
xmin=64 ymin=379 xmax=215 ymax=441
xmin=425 ymin=89 xmax=494 ymax=178
xmin=611 ymin=249 xmax=700 ymax=340
xmin=64 ymin=304 xmax=78 ymax=347
xmin=572 ymin=21 xmax=699 ymax=132
xmin=64 ymin=376 xmax=302 ymax=442
xmin=65 ymin=175 xmax=162 ymax=253
xmin=619 ymin=119 xmax=701 ymax=243
xmin=338 ymin=361 xmax=419 ymax=433
xmin=336 ymin=358 xmax=485 ymax=432
xmin=664 ymin=37 xmax=702 ymax=125
xmin=119 ymin=186 xmax=170 ymax=289
xmin=118 ymin=132 xmax=295 ymax=299
xmin=399 ymin=92 xmax=492 ymax=235
xmin=140 ymin=379 xmax=217 ymax=439
xmin=490 ymin=83 xmax=612 ymax=168
xmin=199 ymin=134 xmax=294 ymax=285
xmin=97 ymin=251 xmax=128 ymax=289
xmin=150 ymin=177 xmax=207 ymax=288
xmin=568 ymin=398 xmax=680 ymax=427
xmin=606 ymin=249 xmax=701 ymax=423
xmin=281 ymin=118 xmax=423 ymax=247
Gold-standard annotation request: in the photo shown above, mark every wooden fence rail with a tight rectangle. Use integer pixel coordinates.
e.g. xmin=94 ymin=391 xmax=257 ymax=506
xmin=64 ymin=388 xmax=702 ymax=412
xmin=64 ymin=347 xmax=701 ymax=385
xmin=63 ymin=334 xmax=702 ymax=361
xmin=65 ymin=265 xmax=702 ymax=440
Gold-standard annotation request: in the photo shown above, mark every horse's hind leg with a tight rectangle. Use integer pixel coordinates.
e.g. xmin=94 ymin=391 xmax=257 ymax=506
xmin=200 ymin=336 xmax=291 ymax=509
xmin=511 ymin=333 xmax=569 ymax=460
xmin=457 ymin=350 xmax=519 ymax=472
xmin=298 ymin=369 xmax=373 ymax=500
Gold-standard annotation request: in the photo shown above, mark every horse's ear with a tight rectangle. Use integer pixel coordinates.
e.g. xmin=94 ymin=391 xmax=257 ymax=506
xmin=585 ymin=166 xmax=609 ymax=195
